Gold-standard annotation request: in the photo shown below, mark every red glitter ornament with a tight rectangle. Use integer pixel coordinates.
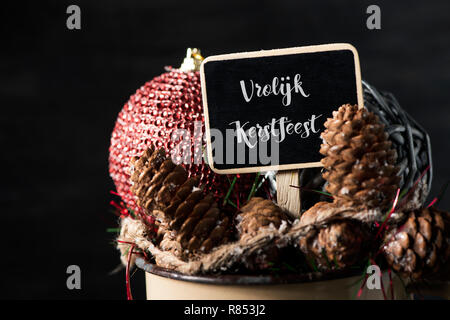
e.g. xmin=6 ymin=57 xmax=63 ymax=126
xmin=109 ymin=49 xmax=254 ymax=213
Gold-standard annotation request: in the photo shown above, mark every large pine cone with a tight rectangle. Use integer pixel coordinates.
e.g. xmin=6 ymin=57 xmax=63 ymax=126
xmin=130 ymin=147 xmax=231 ymax=255
xmin=298 ymin=205 xmax=369 ymax=271
xmin=382 ymin=207 xmax=450 ymax=279
xmin=320 ymin=104 xmax=400 ymax=209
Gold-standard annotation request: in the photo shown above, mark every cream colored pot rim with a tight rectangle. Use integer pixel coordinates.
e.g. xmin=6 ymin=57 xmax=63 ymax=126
xmin=135 ymin=257 xmax=364 ymax=286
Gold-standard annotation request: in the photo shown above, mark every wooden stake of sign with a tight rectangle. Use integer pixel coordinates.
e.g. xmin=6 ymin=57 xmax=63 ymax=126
xmin=276 ymin=170 xmax=301 ymax=218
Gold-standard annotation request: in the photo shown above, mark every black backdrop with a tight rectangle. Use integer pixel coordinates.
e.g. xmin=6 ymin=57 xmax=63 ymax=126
xmin=1 ymin=0 xmax=449 ymax=299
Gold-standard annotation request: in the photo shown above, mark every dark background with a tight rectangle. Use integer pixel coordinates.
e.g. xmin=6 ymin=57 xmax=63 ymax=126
xmin=1 ymin=0 xmax=449 ymax=299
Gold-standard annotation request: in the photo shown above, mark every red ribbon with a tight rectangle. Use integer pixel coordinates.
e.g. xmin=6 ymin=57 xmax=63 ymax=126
xmin=379 ymin=271 xmax=387 ymax=300
xmin=427 ymin=197 xmax=437 ymax=208
xmin=126 ymin=243 xmax=136 ymax=300
xmin=375 ymin=188 xmax=400 ymax=240
xmin=110 ymin=200 xmax=130 ymax=218
xmin=357 ymin=274 xmax=369 ymax=298
xmin=388 ymin=268 xmax=394 ymax=300
xmin=117 ymin=240 xmax=140 ymax=300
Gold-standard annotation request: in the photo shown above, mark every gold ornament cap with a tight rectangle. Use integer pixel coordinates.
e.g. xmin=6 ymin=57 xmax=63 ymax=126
xmin=179 ymin=48 xmax=204 ymax=72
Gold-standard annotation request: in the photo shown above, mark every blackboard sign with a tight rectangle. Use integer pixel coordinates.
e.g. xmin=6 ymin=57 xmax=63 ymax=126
xmin=200 ymin=44 xmax=363 ymax=174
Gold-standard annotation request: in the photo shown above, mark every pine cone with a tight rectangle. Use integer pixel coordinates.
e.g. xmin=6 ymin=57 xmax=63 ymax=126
xmin=382 ymin=207 xmax=450 ymax=279
xmin=237 ymin=197 xmax=289 ymax=237
xmin=320 ymin=104 xmax=400 ymax=209
xmin=173 ymin=192 xmax=231 ymax=254
xmin=130 ymin=146 xmax=188 ymax=214
xmin=130 ymin=146 xmax=231 ymax=255
xmin=235 ymin=197 xmax=289 ymax=270
xmin=299 ymin=202 xmax=369 ymax=271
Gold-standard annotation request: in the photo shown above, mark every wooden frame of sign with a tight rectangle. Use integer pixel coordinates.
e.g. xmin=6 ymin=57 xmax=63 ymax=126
xmin=200 ymin=43 xmax=363 ymax=217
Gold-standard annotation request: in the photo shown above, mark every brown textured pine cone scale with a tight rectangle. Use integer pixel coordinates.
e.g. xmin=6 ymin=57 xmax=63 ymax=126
xmin=320 ymin=104 xmax=400 ymax=209
xmin=237 ymin=197 xmax=289 ymax=237
xmin=130 ymin=147 xmax=231 ymax=256
xmin=383 ymin=206 xmax=450 ymax=279
xmin=235 ymin=197 xmax=290 ymax=271
xmin=298 ymin=202 xmax=370 ymax=271
xmin=130 ymin=146 xmax=189 ymax=214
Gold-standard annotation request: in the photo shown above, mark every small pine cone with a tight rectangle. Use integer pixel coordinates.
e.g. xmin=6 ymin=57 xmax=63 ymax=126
xmin=130 ymin=146 xmax=190 ymax=214
xmin=130 ymin=146 xmax=231 ymax=255
xmin=241 ymin=244 xmax=281 ymax=272
xmin=236 ymin=197 xmax=289 ymax=271
xmin=320 ymin=104 xmax=400 ymax=209
xmin=236 ymin=197 xmax=289 ymax=237
xmin=173 ymin=192 xmax=231 ymax=254
xmin=299 ymin=216 xmax=369 ymax=271
xmin=382 ymin=207 xmax=450 ymax=280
